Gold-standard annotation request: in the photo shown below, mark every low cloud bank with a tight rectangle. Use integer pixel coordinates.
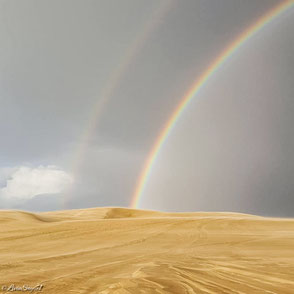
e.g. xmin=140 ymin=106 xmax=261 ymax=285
xmin=0 ymin=165 xmax=73 ymax=204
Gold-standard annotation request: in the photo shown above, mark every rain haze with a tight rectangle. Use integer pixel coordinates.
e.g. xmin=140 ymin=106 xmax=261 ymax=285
xmin=0 ymin=0 xmax=293 ymax=217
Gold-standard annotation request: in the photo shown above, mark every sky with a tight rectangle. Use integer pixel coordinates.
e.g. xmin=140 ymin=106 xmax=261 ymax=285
xmin=0 ymin=0 xmax=293 ymax=217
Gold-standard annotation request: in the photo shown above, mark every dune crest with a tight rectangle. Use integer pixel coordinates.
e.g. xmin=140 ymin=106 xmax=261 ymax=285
xmin=0 ymin=207 xmax=293 ymax=293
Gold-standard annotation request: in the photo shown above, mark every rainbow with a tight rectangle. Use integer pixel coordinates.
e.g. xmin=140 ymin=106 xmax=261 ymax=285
xmin=63 ymin=1 xmax=173 ymax=207
xmin=131 ymin=0 xmax=294 ymax=208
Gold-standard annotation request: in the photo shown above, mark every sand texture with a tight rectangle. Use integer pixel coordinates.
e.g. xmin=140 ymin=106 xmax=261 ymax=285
xmin=0 ymin=207 xmax=293 ymax=293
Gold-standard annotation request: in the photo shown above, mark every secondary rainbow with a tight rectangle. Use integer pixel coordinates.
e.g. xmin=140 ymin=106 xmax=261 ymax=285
xmin=63 ymin=1 xmax=173 ymax=207
xmin=131 ymin=0 xmax=294 ymax=208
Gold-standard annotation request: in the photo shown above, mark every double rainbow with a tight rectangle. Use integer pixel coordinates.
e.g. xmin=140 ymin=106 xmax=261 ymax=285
xmin=63 ymin=1 xmax=173 ymax=207
xmin=131 ymin=0 xmax=294 ymax=208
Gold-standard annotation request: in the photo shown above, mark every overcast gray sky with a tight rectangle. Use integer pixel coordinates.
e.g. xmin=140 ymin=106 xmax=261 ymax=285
xmin=0 ymin=0 xmax=293 ymax=217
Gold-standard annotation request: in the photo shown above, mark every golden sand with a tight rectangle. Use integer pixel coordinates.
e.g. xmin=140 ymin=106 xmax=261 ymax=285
xmin=0 ymin=207 xmax=293 ymax=293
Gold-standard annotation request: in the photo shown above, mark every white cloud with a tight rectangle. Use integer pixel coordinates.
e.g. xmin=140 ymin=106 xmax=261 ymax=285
xmin=0 ymin=165 xmax=73 ymax=202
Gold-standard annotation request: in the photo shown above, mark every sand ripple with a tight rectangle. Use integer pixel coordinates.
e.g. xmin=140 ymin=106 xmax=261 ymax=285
xmin=0 ymin=208 xmax=293 ymax=293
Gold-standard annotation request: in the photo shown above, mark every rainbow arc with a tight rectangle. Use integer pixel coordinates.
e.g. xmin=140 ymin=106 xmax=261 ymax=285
xmin=131 ymin=0 xmax=294 ymax=209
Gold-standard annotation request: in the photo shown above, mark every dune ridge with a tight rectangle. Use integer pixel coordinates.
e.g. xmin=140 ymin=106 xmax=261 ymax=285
xmin=0 ymin=207 xmax=293 ymax=293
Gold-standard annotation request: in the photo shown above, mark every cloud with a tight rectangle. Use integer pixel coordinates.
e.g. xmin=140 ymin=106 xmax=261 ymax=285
xmin=0 ymin=166 xmax=73 ymax=203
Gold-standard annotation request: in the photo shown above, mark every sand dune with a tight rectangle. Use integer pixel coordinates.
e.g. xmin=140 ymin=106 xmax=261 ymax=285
xmin=0 ymin=207 xmax=293 ymax=293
